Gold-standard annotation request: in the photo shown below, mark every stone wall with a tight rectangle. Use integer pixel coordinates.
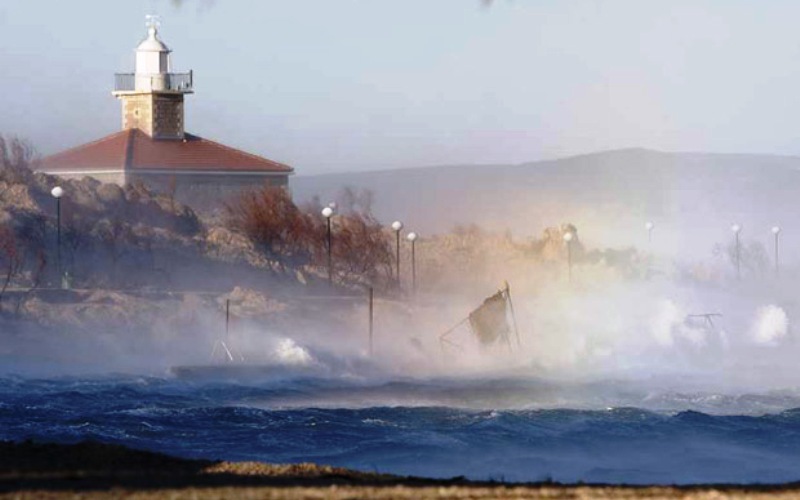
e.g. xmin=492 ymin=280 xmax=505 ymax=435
xmin=127 ymin=172 xmax=290 ymax=212
xmin=121 ymin=94 xmax=153 ymax=136
xmin=120 ymin=92 xmax=185 ymax=139
xmin=151 ymin=94 xmax=184 ymax=139
xmin=41 ymin=169 xmax=290 ymax=213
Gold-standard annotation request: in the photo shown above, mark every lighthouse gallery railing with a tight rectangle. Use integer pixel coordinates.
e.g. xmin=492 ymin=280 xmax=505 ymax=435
xmin=114 ymin=71 xmax=193 ymax=92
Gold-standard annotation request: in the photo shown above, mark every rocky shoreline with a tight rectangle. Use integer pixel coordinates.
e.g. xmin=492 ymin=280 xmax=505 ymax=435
xmin=1 ymin=441 xmax=799 ymax=499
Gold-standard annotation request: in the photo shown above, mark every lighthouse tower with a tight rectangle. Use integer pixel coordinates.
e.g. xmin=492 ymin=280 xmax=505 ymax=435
xmin=39 ymin=17 xmax=293 ymax=209
xmin=112 ymin=17 xmax=193 ymax=139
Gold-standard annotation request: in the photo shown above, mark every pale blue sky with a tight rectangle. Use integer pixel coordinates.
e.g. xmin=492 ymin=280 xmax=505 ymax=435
xmin=2 ymin=0 xmax=800 ymax=174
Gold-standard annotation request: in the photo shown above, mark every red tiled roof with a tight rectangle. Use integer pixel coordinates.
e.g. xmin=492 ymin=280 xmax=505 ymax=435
xmin=39 ymin=130 xmax=131 ymax=170
xmin=38 ymin=129 xmax=293 ymax=174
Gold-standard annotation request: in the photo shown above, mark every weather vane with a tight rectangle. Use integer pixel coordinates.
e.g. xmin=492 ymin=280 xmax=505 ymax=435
xmin=145 ymin=14 xmax=161 ymax=31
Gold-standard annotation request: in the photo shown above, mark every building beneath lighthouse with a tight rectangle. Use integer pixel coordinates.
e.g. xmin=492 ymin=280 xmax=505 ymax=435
xmin=38 ymin=21 xmax=293 ymax=208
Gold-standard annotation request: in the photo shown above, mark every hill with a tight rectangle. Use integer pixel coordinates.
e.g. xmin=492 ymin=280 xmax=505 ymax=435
xmin=292 ymin=148 xmax=800 ymax=260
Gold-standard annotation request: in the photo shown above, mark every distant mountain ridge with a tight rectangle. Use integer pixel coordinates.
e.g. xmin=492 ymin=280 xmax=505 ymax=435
xmin=291 ymin=148 xmax=800 ymax=259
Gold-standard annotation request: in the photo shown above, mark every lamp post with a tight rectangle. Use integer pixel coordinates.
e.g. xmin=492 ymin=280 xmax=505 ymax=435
xmin=772 ymin=226 xmax=781 ymax=277
xmin=51 ymin=186 xmax=64 ymax=285
xmin=391 ymin=220 xmax=403 ymax=283
xmin=407 ymin=232 xmax=418 ymax=293
xmin=731 ymin=223 xmax=742 ymax=280
xmin=645 ymin=221 xmax=654 ymax=244
xmin=563 ymin=231 xmax=574 ymax=283
xmin=321 ymin=206 xmax=334 ymax=284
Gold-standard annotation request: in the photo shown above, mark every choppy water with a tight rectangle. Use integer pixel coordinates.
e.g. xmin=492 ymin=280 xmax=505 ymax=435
xmin=3 ymin=374 xmax=800 ymax=484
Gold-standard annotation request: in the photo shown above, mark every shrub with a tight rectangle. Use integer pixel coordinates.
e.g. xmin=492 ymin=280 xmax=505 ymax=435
xmin=0 ymin=223 xmax=22 ymax=305
xmin=0 ymin=136 xmax=35 ymax=185
xmin=328 ymin=209 xmax=393 ymax=284
xmin=228 ymin=185 xmax=393 ymax=285
xmin=226 ymin=185 xmax=317 ymax=269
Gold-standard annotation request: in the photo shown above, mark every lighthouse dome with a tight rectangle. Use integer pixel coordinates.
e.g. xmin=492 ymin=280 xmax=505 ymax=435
xmin=134 ymin=22 xmax=172 ymax=84
xmin=137 ymin=25 xmax=170 ymax=53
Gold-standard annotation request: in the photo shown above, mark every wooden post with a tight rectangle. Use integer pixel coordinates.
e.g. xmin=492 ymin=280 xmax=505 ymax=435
xmin=504 ymin=282 xmax=521 ymax=348
xmin=369 ymin=286 xmax=374 ymax=356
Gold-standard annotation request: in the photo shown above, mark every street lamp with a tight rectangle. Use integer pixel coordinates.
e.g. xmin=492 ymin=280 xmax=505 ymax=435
xmin=51 ymin=186 xmax=64 ymax=286
xmin=563 ymin=231 xmax=574 ymax=283
xmin=731 ymin=223 xmax=742 ymax=280
xmin=772 ymin=225 xmax=781 ymax=276
xmin=645 ymin=221 xmax=654 ymax=244
xmin=407 ymin=232 xmax=418 ymax=293
xmin=391 ymin=220 xmax=403 ymax=283
xmin=321 ymin=205 xmax=334 ymax=284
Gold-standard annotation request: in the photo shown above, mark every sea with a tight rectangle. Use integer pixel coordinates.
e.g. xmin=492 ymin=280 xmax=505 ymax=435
xmin=4 ymin=370 xmax=800 ymax=485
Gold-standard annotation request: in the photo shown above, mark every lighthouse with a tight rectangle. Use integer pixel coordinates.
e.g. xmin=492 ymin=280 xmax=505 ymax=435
xmin=112 ymin=17 xmax=193 ymax=139
xmin=39 ymin=18 xmax=293 ymax=210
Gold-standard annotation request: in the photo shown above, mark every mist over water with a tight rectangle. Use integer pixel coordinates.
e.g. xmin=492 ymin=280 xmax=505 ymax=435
xmin=3 ymin=152 xmax=800 ymax=485
xmin=5 ymin=230 xmax=800 ymax=484
xmin=3 ymin=257 xmax=799 ymax=411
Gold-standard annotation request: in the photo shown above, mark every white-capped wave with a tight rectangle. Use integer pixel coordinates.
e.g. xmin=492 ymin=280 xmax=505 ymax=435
xmin=272 ymin=338 xmax=313 ymax=366
xmin=751 ymin=305 xmax=788 ymax=345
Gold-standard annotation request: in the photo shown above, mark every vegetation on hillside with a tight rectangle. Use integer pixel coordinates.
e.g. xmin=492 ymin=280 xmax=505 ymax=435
xmin=0 ymin=135 xmax=398 ymax=316
xmin=0 ymin=133 xmax=676 ymax=321
xmin=0 ymin=136 xmax=206 ymax=297
xmin=226 ymin=185 xmax=393 ymax=286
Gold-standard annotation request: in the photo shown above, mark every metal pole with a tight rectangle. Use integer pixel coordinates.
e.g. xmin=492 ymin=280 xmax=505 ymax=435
xmin=368 ymin=286 xmax=374 ymax=356
xmin=326 ymin=217 xmax=332 ymax=285
xmin=775 ymin=231 xmax=780 ymax=276
xmin=225 ymin=299 xmax=230 ymax=339
xmin=56 ymin=196 xmax=61 ymax=283
xmin=411 ymin=239 xmax=416 ymax=293
xmin=735 ymin=232 xmax=741 ymax=280
xmin=567 ymin=240 xmax=572 ymax=283
xmin=395 ymin=231 xmax=401 ymax=284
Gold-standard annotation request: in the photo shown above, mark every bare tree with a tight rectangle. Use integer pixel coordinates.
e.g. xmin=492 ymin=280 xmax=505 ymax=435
xmin=330 ymin=211 xmax=393 ymax=284
xmin=0 ymin=224 xmax=23 ymax=309
xmin=719 ymin=239 xmax=769 ymax=278
xmin=62 ymin=216 xmax=93 ymax=282
xmin=227 ymin=184 xmax=393 ymax=285
xmin=226 ymin=185 xmax=317 ymax=269
xmin=14 ymin=250 xmax=46 ymax=317
xmin=0 ymin=135 xmax=36 ymax=184
xmin=94 ymin=216 xmax=137 ymax=285
xmin=337 ymin=186 xmax=375 ymax=215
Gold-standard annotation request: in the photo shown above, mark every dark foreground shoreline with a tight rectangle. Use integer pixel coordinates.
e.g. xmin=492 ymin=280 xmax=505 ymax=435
xmin=2 ymin=441 xmax=799 ymax=499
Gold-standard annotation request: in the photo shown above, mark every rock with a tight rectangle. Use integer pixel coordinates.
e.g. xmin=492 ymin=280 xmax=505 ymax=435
xmin=204 ymin=226 xmax=270 ymax=268
xmin=0 ymin=183 xmax=38 ymax=211
xmin=96 ymin=183 xmax=124 ymax=205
